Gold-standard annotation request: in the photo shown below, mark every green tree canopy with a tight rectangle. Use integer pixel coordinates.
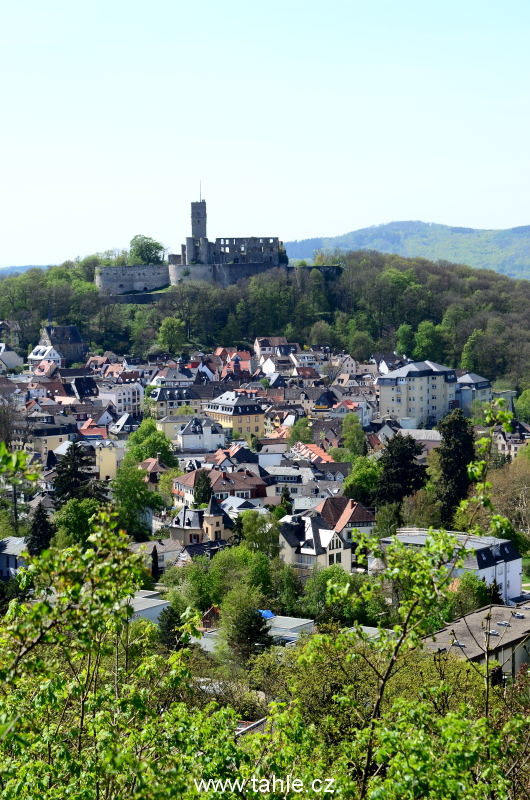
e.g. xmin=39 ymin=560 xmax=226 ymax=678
xmin=343 ymin=456 xmax=381 ymax=506
xmin=377 ymin=433 xmax=426 ymax=505
xmin=54 ymin=441 xmax=107 ymax=506
xmin=240 ymin=509 xmax=280 ymax=558
xmin=193 ymin=470 xmax=212 ymax=506
xmin=515 ymin=389 xmax=530 ymax=423
xmin=129 ymin=234 xmax=166 ymax=265
xmin=26 ymin=503 xmax=54 ymax=556
xmin=287 ymin=417 xmax=313 ymax=447
xmin=157 ymin=317 xmax=185 ymax=353
xmin=112 ymin=465 xmax=163 ymax=541
xmin=53 ymin=497 xmax=100 ymax=549
xmin=342 ymin=413 xmax=368 ymax=457
xmin=219 ymin=583 xmax=272 ymax=663
xmin=412 ymin=321 xmax=447 ymax=362
xmin=395 ymin=323 xmax=415 ymax=358
xmin=124 ymin=417 xmax=177 ymax=467
xmin=432 ymin=409 xmax=476 ymax=525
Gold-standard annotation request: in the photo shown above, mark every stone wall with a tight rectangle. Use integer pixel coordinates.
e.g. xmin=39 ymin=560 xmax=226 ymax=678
xmin=168 ymin=261 xmax=278 ymax=289
xmin=95 ymin=264 xmax=170 ymax=294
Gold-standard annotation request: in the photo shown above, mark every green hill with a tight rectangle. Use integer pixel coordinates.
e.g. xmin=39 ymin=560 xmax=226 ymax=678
xmin=285 ymin=221 xmax=530 ymax=279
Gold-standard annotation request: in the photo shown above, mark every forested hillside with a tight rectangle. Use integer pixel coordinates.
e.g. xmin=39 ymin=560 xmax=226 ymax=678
xmin=286 ymin=221 xmax=530 ymax=279
xmin=3 ymin=250 xmax=530 ymax=389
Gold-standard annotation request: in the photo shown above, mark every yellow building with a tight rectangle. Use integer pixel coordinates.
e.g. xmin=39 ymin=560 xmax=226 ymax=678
xmin=204 ymin=391 xmax=265 ymax=438
xmin=95 ymin=440 xmax=126 ymax=481
xmin=377 ymin=361 xmax=459 ymax=427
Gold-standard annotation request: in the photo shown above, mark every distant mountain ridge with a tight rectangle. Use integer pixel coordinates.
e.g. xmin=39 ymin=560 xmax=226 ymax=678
xmin=285 ymin=221 xmax=530 ymax=280
xmin=0 ymin=265 xmax=47 ymax=277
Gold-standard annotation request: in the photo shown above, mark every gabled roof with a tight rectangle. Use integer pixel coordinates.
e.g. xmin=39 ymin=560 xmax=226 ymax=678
xmin=42 ymin=325 xmax=85 ymax=345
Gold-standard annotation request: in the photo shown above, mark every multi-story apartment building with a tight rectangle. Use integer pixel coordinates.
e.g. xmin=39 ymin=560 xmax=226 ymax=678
xmin=377 ymin=361 xmax=458 ymax=427
xmin=204 ymin=391 xmax=266 ymax=437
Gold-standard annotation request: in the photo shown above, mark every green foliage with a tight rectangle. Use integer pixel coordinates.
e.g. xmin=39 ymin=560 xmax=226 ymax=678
xmin=240 ymin=509 xmax=280 ymax=558
xmin=26 ymin=502 xmax=55 ymax=555
xmin=349 ymin=330 xmax=375 ymax=361
xmin=373 ymin=502 xmax=402 ymax=539
xmin=193 ymin=469 xmax=212 ymax=505
xmin=343 ymin=456 xmax=381 ymax=505
xmin=432 ymin=409 xmax=476 ymax=524
xmin=111 ymin=465 xmax=163 ymax=541
xmin=157 ymin=316 xmax=185 ymax=352
xmin=53 ymin=441 xmax=107 ymax=506
xmin=515 ymin=389 xmax=530 ymax=423
xmin=395 ymin=322 xmax=414 ymax=357
xmin=342 ymin=412 xmax=368 ymax=456
xmin=157 ymin=604 xmax=182 ymax=650
xmin=53 ymin=497 xmax=99 ymax=549
xmin=129 ymin=234 xmax=166 ymax=265
xmin=377 ymin=433 xmax=426 ymax=505
xmin=412 ymin=320 xmax=447 ymax=362
xmin=287 ymin=416 xmax=313 ymax=446
xmin=219 ymin=583 xmax=272 ymax=663
xmin=157 ymin=466 xmax=183 ymax=506
xmin=124 ymin=417 xmax=178 ymax=467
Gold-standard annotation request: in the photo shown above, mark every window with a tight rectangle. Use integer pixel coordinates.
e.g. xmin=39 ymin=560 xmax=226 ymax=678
xmin=246 ymin=416 xmax=250 ymax=423
xmin=246 ymin=427 xmax=250 ymax=432
xmin=329 ymin=554 xmax=334 ymax=565
xmin=238 ymin=417 xmax=242 ymax=423
xmin=335 ymin=552 xmax=342 ymax=564
xmin=190 ymin=534 xmax=200 ymax=544
xmin=255 ymin=426 xmax=259 ymax=432
xmin=254 ymin=416 xmax=259 ymax=422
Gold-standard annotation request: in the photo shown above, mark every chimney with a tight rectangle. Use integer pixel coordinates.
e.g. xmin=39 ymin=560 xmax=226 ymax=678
xmin=156 ymin=452 xmax=161 ymax=463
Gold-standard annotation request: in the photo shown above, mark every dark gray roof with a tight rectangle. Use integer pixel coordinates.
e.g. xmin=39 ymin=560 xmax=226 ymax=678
xmin=380 ymin=361 xmax=457 ymax=380
xmin=173 ymin=506 xmax=204 ymax=529
xmin=0 ymin=536 xmax=27 ymax=557
xmin=42 ymin=325 xmax=85 ymax=345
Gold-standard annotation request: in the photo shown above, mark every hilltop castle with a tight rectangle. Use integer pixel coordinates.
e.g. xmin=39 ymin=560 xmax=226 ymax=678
xmin=95 ymin=201 xmax=286 ymax=294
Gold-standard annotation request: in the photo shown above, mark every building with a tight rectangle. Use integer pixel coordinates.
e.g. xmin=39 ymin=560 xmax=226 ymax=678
xmin=128 ymin=590 xmax=171 ymax=623
xmin=157 ymin=415 xmax=226 ymax=451
xmin=0 ymin=537 xmax=27 ymax=579
xmin=98 ymin=381 xmax=144 ymax=416
xmin=254 ymin=337 xmax=288 ymax=360
xmin=372 ymin=528 xmax=523 ymax=605
xmin=0 ymin=343 xmax=23 ymax=373
xmin=204 ymin=391 xmax=265 ymax=437
xmin=168 ymin=498 xmax=234 ymax=546
xmin=169 ymin=200 xmax=286 ymax=270
xmin=38 ymin=325 xmax=88 ymax=365
xmin=150 ymin=387 xmax=202 ymax=419
xmin=95 ymin=439 xmax=126 ymax=480
xmin=377 ymin=361 xmax=459 ymax=427
xmin=129 ymin=541 xmax=184 ymax=574
xmin=424 ymin=605 xmax=530 ymax=679
xmin=138 ymin=455 xmax=169 ymax=490
xmin=279 ymin=510 xmax=355 ymax=579
xmin=172 ymin=468 xmax=267 ymax=506
xmin=456 ymin=371 xmax=493 ymax=414
xmin=0 ymin=321 xmax=21 ymax=348
xmin=28 ymin=345 xmax=65 ymax=373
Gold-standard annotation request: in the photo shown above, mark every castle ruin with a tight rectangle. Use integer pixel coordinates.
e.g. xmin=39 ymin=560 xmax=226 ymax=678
xmin=95 ymin=201 xmax=286 ymax=294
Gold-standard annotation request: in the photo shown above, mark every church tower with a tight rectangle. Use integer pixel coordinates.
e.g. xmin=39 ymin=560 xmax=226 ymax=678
xmin=191 ymin=200 xmax=207 ymax=239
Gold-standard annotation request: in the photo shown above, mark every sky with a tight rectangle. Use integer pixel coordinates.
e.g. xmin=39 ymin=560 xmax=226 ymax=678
xmin=1 ymin=0 xmax=529 ymax=266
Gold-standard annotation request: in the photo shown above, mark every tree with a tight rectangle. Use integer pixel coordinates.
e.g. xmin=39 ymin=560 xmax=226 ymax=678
xmin=515 ymin=389 xmax=530 ymax=423
xmin=395 ymin=323 xmax=414 ymax=358
xmin=310 ymin=320 xmax=332 ymax=345
xmin=377 ymin=433 xmax=426 ymax=505
xmin=342 ymin=413 xmax=367 ymax=457
xmin=26 ymin=503 xmax=54 ymax=555
xmin=53 ymin=441 xmax=107 ymax=506
xmin=157 ymin=605 xmax=181 ymax=650
xmin=240 ymin=510 xmax=280 ymax=558
xmin=373 ymin=503 xmax=402 ymax=539
xmin=124 ymin=417 xmax=178 ymax=467
xmin=151 ymin=545 xmax=160 ymax=582
xmin=287 ymin=417 xmax=313 ymax=447
xmin=112 ymin=465 xmax=163 ymax=541
xmin=194 ymin=470 xmax=212 ymax=506
xmin=412 ymin=321 xmax=447 ymax=362
xmin=219 ymin=584 xmax=272 ymax=663
xmin=53 ymin=497 xmax=100 ymax=549
xmin=349 ymin=330 xmax=375 ymax=362
xmin=432 ymin=409 xmax=475 ymax=525
xmin=129 ymin=234 xmax=166 ymax=265
xmin=157 ymin=317 xmax=185 ymax=353
xmin=259 ymin=378 xmax=271 ymax=389
xmin=158 ymin=467 xmax=184 ymax=507
xmin=460 ymin=328 xmax=485 ymax=372
xmin=343 ymin=456 xmax=381 ymax=505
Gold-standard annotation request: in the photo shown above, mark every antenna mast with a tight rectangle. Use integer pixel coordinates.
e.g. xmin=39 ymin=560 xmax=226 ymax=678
xmin=200 ymin=180 xmax=202 ymax=202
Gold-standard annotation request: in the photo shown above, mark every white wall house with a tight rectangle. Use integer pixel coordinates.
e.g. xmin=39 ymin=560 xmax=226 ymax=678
xmin=28 ymin=345 xmax=64 ymax=373
xmin=373 ymin=529 xmax=523 ymax=605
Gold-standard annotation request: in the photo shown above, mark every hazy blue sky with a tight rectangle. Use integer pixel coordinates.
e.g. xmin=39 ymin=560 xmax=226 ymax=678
xmin=1 ymin=0 xmax=529 ymax=265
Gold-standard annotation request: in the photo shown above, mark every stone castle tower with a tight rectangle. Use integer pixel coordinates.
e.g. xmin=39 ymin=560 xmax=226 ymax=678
xmin=95 ymin=200 xmax=286 ymax=294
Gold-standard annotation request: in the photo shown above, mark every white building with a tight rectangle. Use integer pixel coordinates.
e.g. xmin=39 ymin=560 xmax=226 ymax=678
xmin=98 ymin=381 xmax=144 ymax=416
xmin=377 ymin=361 xmax=458 ymax=427
xmin=174 ymin=416 xmax=226 ymax=451
xmin=28 ymin=345 xmax=64 ymax=373
xmin=373 ymin=528 xmax=523 ymax=605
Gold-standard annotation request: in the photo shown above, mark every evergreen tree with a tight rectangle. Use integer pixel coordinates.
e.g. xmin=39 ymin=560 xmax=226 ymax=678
xmin=194 ymin=470 xmax=212 ymax=506
xmin=433 ymin=409 xmax=475 ymax=525
xmin=157 ymin=605 xmax=182 ymax=650
xmin=151 ymin=546 xmax=160 ymax=582
xmin=376 ymin=434 xmax=426 ymax=506
xmin=26 ymin=502 xmax=54 ymax=556
xmin=54 ymin=441 xmax=107 ymax=506
xmin=220 ymin=584 xmax=272 ymax=662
